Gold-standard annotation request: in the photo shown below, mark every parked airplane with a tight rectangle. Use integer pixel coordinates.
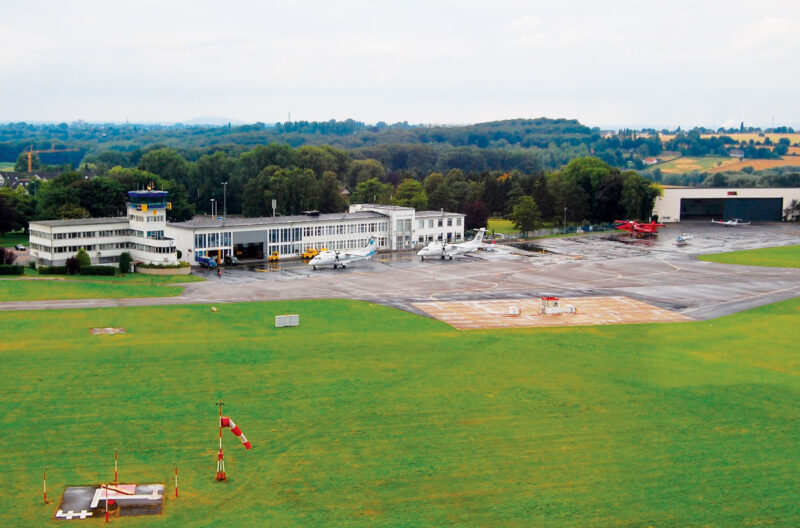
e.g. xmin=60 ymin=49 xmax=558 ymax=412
xmin=614 ymin=220 xmax=665 ymax=235
xmin=674 ymin=234 xmax=695 ymax=246
xmin=308 ymin=237 xmax=377 ymax=269
xmin=417 ymin=228 xmax=486 ymax=260
xmin=711 ymin=218 xmax=751 ymax=227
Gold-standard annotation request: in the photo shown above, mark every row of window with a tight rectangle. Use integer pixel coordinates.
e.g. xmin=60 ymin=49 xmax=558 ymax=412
xmin=31 ymin=229 xmax=133 ymax=240
xmin=418 ymin=217 xmax=461 ymax=229
xmin=418 ymin=233 xmax=461 ymax=243
xmin=194 ymin=232 xmax=233 ymax=249
xmin=301 ymin=222 xmax=388 ymax=237
xmin=33 ymin=241 xmax=174 ymax=254
xmin=269 ymin=227 xmax=302 ymax=244
xmin=128 ymin=214 xmax=165 ymax=223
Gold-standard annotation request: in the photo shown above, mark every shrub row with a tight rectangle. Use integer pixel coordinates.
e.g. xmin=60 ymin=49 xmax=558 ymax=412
xmin=136 ymin=261 xmax=190 ymax=269
xmin=0 ymin=264 xmax=24 ymax=275
xmin=38 ymin=266 xmax=69 ymax=275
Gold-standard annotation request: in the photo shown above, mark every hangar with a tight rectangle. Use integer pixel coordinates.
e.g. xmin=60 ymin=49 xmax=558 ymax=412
xmin=653 ymin=187 xmax=800 ymax=222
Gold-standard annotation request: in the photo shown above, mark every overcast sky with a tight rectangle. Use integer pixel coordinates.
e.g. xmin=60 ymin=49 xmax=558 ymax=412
xmin=1 ymin=1 xmax=798 ymax=129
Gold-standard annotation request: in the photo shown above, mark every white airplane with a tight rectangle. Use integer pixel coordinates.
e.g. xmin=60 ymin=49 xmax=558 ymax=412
xmin=417 ymin=228 xmax=486 ymax=260
xmin=309 ymin=237 xmax=377 ymax=269
xmin=711 ymin=218 xmax=751 ymax=227
xmin=674 ymin=233 xmax=695 ymax=246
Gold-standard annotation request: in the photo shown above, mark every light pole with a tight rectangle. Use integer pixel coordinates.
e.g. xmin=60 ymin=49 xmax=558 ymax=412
xmin=563 ymin=206 xmax=567 ymax=235
xmin=211 ymin=198 xmax=216 ymax=218
xmin=222 ymin=182 xmax=227 ymax=219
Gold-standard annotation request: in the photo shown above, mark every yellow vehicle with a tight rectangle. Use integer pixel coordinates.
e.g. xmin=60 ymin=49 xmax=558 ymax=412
xmin=301 ymin=248 xmax=319 ymax=259
xmin=268 ymin=251 xmax=280 ymax=262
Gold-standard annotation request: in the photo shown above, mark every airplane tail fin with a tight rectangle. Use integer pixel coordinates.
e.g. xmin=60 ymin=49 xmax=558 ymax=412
xmin=473 ymin=228 xmax=485 ymax=244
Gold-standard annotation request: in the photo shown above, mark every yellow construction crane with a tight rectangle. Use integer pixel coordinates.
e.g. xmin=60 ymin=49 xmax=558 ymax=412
xmin=26 ymin=144 xmax=80 ymax=172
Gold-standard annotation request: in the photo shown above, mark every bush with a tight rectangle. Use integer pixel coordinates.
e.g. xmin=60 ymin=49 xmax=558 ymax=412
xmin=78 ymin=266 xmax=117 ymax=276
xmin=65 ymin=257 xmax=80 ymax=275
xmin=75 ymin=248 xmax=91 ymax=268
xmin=0 ymin=247 xmax=17 ymax=265
xmin=0 ymin=264 xmax=24 ymax=275
xmin=39 ymin=266 xmax=69 ymax=275
xmin=119 ymin=252 xmax=132 ymax=274
xmin=136 ymin=261 xmax=190 ymax=269
xmin=28 ymin=261 xmax=36 ymax=269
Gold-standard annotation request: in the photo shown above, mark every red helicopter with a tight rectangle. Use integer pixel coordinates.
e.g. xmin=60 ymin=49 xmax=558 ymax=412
xmin=614 ymin=219 xmax=665 ymax=236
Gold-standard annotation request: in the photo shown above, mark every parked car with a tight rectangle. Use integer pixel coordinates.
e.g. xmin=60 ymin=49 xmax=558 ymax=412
xmin=223 ymin=255 xmax=239 ymax=265
xmin=14 ymin=244 xmax=26 ymax=251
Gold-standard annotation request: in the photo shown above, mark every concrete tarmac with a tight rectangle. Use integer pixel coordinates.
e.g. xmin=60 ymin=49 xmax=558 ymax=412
xmin=2 ymin=222 xmax=799 ymax=320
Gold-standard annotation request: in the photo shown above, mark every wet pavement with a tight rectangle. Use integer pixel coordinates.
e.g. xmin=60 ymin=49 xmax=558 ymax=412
xmin=2 ymin=222 xmax=799 ymax=320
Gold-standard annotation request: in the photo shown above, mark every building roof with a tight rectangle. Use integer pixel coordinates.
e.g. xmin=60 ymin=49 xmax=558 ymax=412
xmin=167 ymin=211 xmax=386 ymax=230
xmin=415 ymin=210 xmax=465 ymax=218
xmin=30 ymin=216 xmax=129 ymax=228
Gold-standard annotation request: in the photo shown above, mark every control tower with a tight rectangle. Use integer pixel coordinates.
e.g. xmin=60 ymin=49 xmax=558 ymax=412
xmin=127 ymin=190 xmax=178 ymax=264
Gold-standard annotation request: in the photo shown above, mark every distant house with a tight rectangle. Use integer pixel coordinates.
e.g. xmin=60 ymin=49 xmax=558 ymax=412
xmin=728 ymin=149 xmax=744 ymax=159
xmin=643 ymin=158 xmax=659 ymax=166
xmin=0 ymin=170 xmax=96 ymax=190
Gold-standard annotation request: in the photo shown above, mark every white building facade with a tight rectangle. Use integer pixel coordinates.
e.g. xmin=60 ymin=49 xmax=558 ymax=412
xmin=166 ymin=205 xmax=466 ymax=264
xmin=28 ymin=190 xmax=179 ymax=267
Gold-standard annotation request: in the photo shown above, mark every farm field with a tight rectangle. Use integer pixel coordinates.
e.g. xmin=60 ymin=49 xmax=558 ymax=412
xmin=660 ymin=133 xmax=800 ymax=145
xmin=0 ymin=161 xmax=15 ymax=170
xmin=654 ymin=156 xmax=739 ymax=174
xmin=0 ymin=272 xmax=204 ymax=302
xmin=1 ymin=298 xmax=798 ymax=527
xmin=699 ymin=244 xmax=800 ymax=268
xmin=706 ymin=156 xmax=800 ymax=173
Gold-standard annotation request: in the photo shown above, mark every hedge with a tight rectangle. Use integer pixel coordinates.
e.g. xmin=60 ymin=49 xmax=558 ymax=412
xmin=78 ymin=266 xmax=117 ymax=276
xmin=38 ymin=266 xmax=69 ymax=275
xmin=136 ymin=261 xmax=190 ymax=269
xmin=0 ymin=265 xmax=24 ymax=275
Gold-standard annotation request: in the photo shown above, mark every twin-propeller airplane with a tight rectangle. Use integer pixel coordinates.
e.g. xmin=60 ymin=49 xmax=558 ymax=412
xmin=417 ymin=228 xmax=486 ymax=260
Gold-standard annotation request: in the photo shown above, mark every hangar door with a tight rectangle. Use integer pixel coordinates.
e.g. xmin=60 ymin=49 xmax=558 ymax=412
xmin=680 ymin=198 xmax=782 ymax=221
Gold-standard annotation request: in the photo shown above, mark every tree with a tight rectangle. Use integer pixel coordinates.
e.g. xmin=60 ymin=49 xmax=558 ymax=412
xmin=137 ymin=148 xmax=190 ymax=184
xmin=15 ymin=151 xmax=40 ymax=172
xmin=393 ymin=178 xmax=428 ymax=209
xmin=347 ymin=159 xmax=385 ymax=189
xmin=463 ymin=200 xmax=489 ymax=230
xmin=65 ymin=256 xmax=80 ymax=275
xmin=119 ymin=252 xmax=132 ymax=274
xmin=352 ymin=178 xmax=391 ymax=204
xmin=319 ymin=172 xmax=346 ymax=213
xmin=0 ymin=194 xmax=18 ymax=235
xmin=0 ymin=247 xmax=17 ymax=265
xmin=75 ymin=248 xmax=91 ymax=268
xmin=509 ymin=195 xmax=542 ymax=237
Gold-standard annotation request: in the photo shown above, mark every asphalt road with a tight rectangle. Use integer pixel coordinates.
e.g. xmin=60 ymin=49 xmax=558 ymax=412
xmin=2 ymin=222 xmax=799 ymax=320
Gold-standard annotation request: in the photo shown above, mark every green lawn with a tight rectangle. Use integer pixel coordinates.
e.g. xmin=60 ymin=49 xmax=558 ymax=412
xmin=699 ymin=244 xmax=800 ymax=268
xmin=487 ymin=217 xmax=517 ymax=234
xmin=0 ymin=272 xmax=204 ymax=302
xmin=0 ymin=230 xmax=28 ymax=247
xmin=1 ymin=298 xmax=798 ymax=527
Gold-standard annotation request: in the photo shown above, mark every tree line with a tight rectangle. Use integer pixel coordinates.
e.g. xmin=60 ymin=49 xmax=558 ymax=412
xmin=1 ymin=141 xmax=660 ymax=238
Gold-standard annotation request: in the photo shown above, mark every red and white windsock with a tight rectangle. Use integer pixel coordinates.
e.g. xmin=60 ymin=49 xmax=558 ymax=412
xmin=220 ymin=416 xmax=252 ymax=449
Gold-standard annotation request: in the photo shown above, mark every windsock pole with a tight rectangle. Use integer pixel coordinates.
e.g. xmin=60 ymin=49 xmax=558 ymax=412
xmin=104 ymin=483 xmax=109 ymax=523
xmin=43 ymin=467 xmax=49 ymax=504
xmin=215 ymin=400 xmax=226 ymax=481
xmin=174 ymin=461 xmax=179 ymax=498
xmin=113 ymin=449 xmax=118 ymax=483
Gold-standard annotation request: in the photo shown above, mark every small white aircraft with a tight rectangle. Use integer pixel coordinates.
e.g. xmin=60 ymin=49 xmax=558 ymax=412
xmin=309 ymin=237 xmax=377 ymax=270
xmin=711 ymin=218 xmax=751 ymax=227
xmin=674 ymin=233 xmax=695 ymax=246
xmin=417 ymin=228 xmax=486 ymax=260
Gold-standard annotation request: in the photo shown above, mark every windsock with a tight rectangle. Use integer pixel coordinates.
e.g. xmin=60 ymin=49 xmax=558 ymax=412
xmin=220 ymin=416 xmax=252 ymax=449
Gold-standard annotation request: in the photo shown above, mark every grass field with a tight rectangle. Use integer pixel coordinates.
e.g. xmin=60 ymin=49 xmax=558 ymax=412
xmin=1 ymin=298 xmax=798 ymax=527
xmin=487 ymin=217 xmax=517 ymax=234
xmin=699 ymin=244 xmax=800 ymax=268
xmin=0 ymin=161 xmax=15 ymax=170
xmin=0 ymin=230 xmax=28 ymax=247
xmin=661 ymin=133 xmax=800 ymax=145
xmin=0 ymin=272 xmax=204 ymax=302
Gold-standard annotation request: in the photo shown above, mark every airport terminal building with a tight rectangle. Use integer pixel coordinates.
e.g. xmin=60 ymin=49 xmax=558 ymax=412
xmin=28 ymin=191 xmax=466 ymax=266
xmin=653 ymin=187 xmax=800 ymax=222
xmin=167 ymin=203 xmax=465 ymax=263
